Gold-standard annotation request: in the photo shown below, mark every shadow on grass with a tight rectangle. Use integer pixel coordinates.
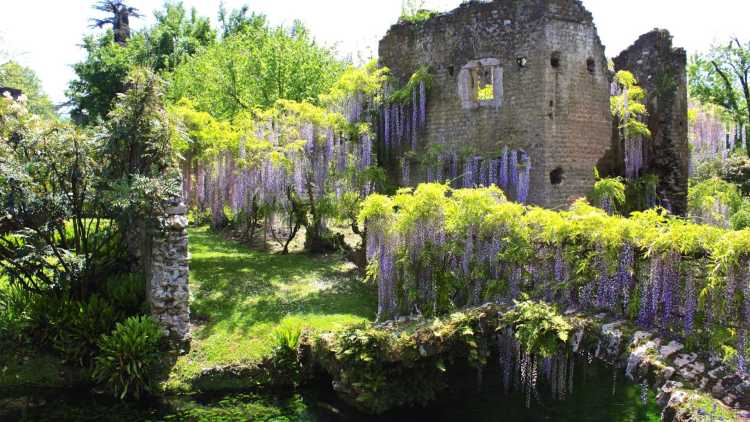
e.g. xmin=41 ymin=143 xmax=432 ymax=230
xmin=187 ymin=226 xmax=376 ymax=342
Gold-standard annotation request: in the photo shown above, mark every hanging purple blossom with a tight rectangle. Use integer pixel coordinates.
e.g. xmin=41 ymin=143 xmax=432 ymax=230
xmin=684 ymin=270 xmax=696 ymax=334
xmin=595 ymin=253 xmax=616 ymax=311
xmin=360 ymin=133 xmax=372 ymax=170
xmin=554 ymin=247 xmax=566 ymax=283
xmin=617 ymin=244 xmax=635 ymax=311
xmin=510 ymin=150 xmax=519 ymax=199
xmin=396 ymin=104 xmax=402 ymax=142
xmin=435 ymin=154 xmax=444 ymax=182
xmin=480 ymin=159 xmax=489 ymax=187
xmin=489 ymin=159 xmax=499 ymax=187
xmin=462 ymin=233 xmax=474 ymax=276
xmin=337 ymin=136 xmax=348 ymax=173
xmin=739 ymin=328 xmax=747 ymax=374
xmin=402 ymin=159 xmax=410 ymax=186
xmin=499 ymin=147 xmax=509 ymax=190
xmin=384 ymin=105 xmax=390 ymax=149
xmin=419 ymin=80 xmax=427 ymax=127
xmin=510 ymin=266 xmax=522 ymax=299
xmin=517 ymin=152 xmax=531 ymax=204
xmin=661 ymin=252 xmax=680 ymax=328
xmin=727 ymin=264 xmax=738 ymax=318
xmin=580 ymin=282 xmax=596 ymax=309
xmin=412 ymin=90 xmax=418 ymax=150
xmin=450 ymin=152 xmax=458 ymax=182
xmin=741 ymin=258 xmax=750 ymax=324
xmin=464 ymin=157 xmax=474 ymax=188
xmin=638 ymin=259 xmax=659 ymax=328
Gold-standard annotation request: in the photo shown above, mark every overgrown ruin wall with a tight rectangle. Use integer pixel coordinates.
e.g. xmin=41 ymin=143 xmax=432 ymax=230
xmin=379 ymin=0 xmax=688 ymax=212
xmin=612 ymin=30 xmax=689 ymax=215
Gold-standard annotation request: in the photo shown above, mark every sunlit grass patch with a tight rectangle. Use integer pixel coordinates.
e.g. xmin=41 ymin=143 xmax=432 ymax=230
xmin=164 ymin=226 xmax=375 ymax=391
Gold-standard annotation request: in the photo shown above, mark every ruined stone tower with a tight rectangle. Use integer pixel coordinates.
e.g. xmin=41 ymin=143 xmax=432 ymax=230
xmin=378 ymin=0 xmax=688 ymax=212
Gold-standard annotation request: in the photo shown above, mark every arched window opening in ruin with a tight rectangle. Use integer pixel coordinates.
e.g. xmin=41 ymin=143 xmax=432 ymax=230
xmin=550 ymin=167 xmax=564 ymax=185
xmin=448 ymin=65 xmax=455 ymax=77
xmin=458 ymin=59 xmax=503 ymax=109
xmin=551 ymin=52 xmax=561 ymax=68
xmin=587 ymin=58 xmax=596 ymax=74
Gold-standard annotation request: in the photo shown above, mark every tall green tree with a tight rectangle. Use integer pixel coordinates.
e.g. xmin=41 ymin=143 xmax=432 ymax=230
xmin=91 ymin=0 xmax=142 ymax=46
xmin=689 ymin=38 xmax=750 ymax=156
xmin=217 ymin=3 xmax=267 ymax=38
xmin=139 ymin=2 xmax=215 ymax=73
xmin=169 ymin=20 xmax=345 ymax=118
xmin=69 ymin=2 xmax=215 ymax=125
xmin=67 ymin=32 xmax=140 ymax=125
xmin=0 ymin=61 xmax=55 ymax=117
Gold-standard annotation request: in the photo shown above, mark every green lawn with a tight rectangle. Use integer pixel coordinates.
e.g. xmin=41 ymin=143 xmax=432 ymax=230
xmin=165 ymin=226 xmax=376 ymax=391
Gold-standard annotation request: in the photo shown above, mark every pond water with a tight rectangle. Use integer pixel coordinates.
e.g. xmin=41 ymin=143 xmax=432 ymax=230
xmin=2 ymin=358 xmax=660 ymax=421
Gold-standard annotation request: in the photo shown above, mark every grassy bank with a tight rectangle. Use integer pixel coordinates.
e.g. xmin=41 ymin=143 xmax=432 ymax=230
xmin=163 ymin=226 xmax=376 ymax=391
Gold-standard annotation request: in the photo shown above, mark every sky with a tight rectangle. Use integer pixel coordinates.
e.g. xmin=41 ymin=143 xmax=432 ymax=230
xmin=2 ymin=0 xmax=750 ymax=105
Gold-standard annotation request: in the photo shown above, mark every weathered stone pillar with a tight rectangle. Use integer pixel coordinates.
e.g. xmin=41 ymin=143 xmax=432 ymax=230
xmin=149 ymin=202 xmax=191 ymax=346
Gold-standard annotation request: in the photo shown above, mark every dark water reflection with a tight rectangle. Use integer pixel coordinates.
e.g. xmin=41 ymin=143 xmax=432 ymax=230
xmin=1 ymin=358 xmax=660 ymax=421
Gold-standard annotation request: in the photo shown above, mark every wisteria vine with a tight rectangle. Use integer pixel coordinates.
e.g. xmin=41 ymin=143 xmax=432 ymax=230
xmin=360 ymin=183 xmax=750 ymax=373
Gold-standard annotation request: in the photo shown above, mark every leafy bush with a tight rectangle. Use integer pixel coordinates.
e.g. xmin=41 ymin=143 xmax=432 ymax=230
xmin=188 ymin=207 xmax=213 ymax=226
xmin=731 ymin=200 xmax=750 ymax=230
xmin=624 ymin=173 xmax=659 ymax=213
xmin=720 ymin=154 xmax=750 ymax=196
xmin=399 ymin=0 xmax=437 ymax=24
xmin=500 ymin=299 xmax=571 ymax=358
xmin=93 ymin=315 xmax=164 ymax=399
xmin=688 ymin=177 xmax=742 ymax=227
xmin=0 ymin=280 xmax=32 ymax=347
xmin=104 ymin=273 xmax=146 ymax=317
xmin=269 ymin=322 xmax=303 ymax=385
xmin=593 ymin=176 xmax=626 ymax=214
xmin=272 ymin=322 xmax=302 ymax=351
xmin=49 ymin=294 xmax=117 ymax=366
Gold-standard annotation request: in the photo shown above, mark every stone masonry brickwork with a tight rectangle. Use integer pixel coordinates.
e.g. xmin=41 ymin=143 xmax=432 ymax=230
xmin=378 ymin=0 xmax=688 ymax=212
xmin=612 ymin=30 xmax=690 ymax=215
xmin=148 ymin=202 xmax=190 ymax=345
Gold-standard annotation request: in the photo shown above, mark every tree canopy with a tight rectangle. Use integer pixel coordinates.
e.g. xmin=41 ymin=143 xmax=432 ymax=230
xmin=689 ymin=38 xmax=750 ymax=154
xmin=0 ymin=61 xmax=56 ymax=117
xmin=68 ymin=2 xmax=215 ymax=124
xmin=168 ymin=20 xmax=345 ymax=119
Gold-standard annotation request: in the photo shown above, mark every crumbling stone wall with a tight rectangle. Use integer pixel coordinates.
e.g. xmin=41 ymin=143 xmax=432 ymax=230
xmin=612 ymin=29 xmax=689 ymax=215
xmin=379 ymin=0 xmax=613 ymax=208
xmin=147 ymin=202 xmax=191 ymax=345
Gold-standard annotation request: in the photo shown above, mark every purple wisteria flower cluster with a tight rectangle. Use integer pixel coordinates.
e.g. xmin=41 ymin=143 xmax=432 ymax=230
xmin=498 ymin=329 xmax=574 ymax=407
xmin=457 ymin=148 xmax=531 ymax=203
xmin=381 ymin=80 xmax=429 ymax=154
xmin=186 ymin=91 xmax=377 ymax=241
